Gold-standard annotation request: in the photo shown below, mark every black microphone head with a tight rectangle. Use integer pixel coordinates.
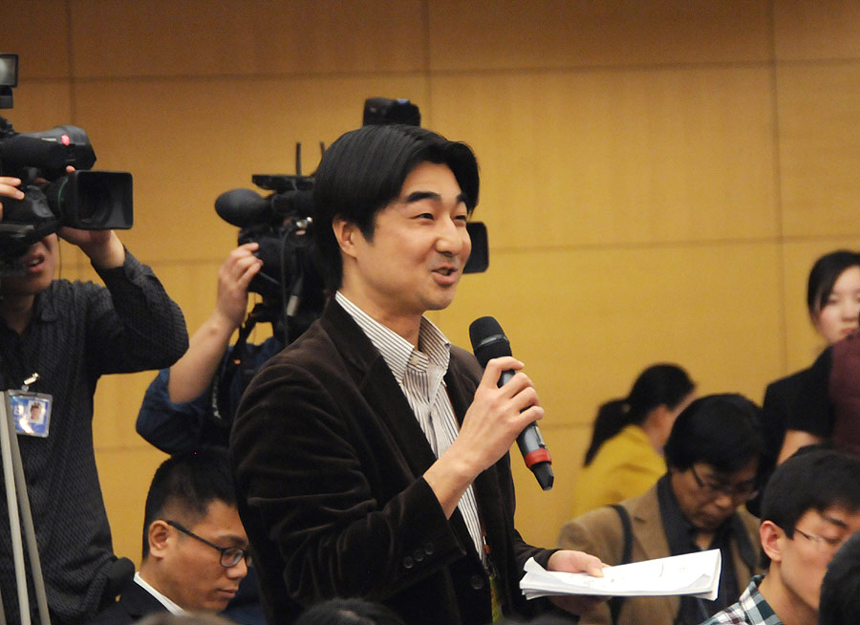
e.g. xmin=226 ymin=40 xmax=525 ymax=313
xmin=469 ymin=316 xmax=512 ymax=367
xmin=214 ymin=188 xmax=269 ymax=227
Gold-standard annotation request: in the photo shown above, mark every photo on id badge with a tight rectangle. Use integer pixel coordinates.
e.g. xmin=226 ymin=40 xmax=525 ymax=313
xmin=6 ymin=391 xmax=52 ymax=437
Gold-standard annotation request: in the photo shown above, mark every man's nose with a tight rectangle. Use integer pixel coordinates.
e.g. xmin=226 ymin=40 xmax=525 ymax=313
xmin=436 ymin=218 xmax=468 ymax=255
xmin=226 ymin=557 xmax=249 ymax=579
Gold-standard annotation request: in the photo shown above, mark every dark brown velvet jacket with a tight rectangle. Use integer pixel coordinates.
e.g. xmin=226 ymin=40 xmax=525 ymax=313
xmin=231 ymin=300 xmax=553 ymax=624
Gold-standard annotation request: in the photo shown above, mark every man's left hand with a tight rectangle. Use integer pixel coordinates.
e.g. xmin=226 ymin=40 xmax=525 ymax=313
xmin=546 ymin=549 xmax=608 ymax=615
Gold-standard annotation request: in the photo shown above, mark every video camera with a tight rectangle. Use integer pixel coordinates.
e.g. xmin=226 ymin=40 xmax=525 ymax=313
xmin=215 ymin=142 xmax=325 ymax=341
xmin=0 ymin=53 xmax=133 ymax=275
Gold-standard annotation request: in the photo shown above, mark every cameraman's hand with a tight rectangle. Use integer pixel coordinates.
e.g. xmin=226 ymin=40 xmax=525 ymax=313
xmin=214 ymin=242 xmax=263 ymax=330
xmin=0 ymin=176 xmax=25 ymax=214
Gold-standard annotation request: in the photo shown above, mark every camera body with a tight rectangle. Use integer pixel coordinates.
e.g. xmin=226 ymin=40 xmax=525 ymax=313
xmin=215 ymin=171 xmax=325 ymax=338
xmin=0 ymin=54 xmax=133 ymax=275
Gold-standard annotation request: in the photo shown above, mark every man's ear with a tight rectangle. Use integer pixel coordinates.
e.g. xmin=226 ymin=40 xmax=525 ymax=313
xmin=148 ymin=520 xmax=171 ymax=560
xmin=760 ymin=520 xmax=784 ymax=563
xmin=332 ymin=218 xmax=359 ymax=259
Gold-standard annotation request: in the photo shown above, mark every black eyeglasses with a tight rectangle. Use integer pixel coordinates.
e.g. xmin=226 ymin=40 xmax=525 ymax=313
xmin=166 ymin=520 xmax=251 ymax=568
xmin=689 ymin=465 xmax=759 ymax=502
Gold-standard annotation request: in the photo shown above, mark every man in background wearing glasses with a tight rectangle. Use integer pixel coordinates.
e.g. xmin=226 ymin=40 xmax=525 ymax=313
xmin=701 ymin=447 xmax=860 ymax=625
xmin=89 ymin=449 xmax=250 ymax=624
xmin=558 ymin=394 xmax=765 ymax=625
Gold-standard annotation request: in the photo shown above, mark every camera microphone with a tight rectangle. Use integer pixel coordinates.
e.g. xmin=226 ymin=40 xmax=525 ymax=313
xmin=469 ymin=316 xmax=554 ymax=491
xmin=214 ymin=189 xmax=270 ymax=227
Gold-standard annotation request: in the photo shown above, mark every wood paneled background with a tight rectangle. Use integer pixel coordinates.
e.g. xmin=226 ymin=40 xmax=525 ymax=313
xmin=3 ymin=0 xmax=860 ymax=559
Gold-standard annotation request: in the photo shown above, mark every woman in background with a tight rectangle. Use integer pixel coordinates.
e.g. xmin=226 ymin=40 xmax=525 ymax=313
xmin=762 ymin=250 xmax=860 ymax=466
xmin=571 ymin=363 xmax=695 ymax=517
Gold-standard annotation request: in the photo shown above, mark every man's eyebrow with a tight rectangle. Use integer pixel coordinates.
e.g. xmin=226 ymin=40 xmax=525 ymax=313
xmin=404 ymin=191 xmax=468 ymax=204
xmin=821 ymin=512 xmax=849 ymax=530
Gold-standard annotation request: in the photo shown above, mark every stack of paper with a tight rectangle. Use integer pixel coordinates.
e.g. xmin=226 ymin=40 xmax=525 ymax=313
xmin=520 ymin=549 xmax=721 ymax=600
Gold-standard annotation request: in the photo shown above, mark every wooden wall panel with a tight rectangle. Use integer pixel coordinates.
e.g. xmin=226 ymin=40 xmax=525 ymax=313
xmin=430 ymin=0 xmax=771 ymax=71
xmin=2 ymin=82 xmax=73 ymax=133
xmin=70 ymin=75 xmax=429 ymax=261
xmin=70 ymin=0 xmax=428 ymax=78
xmin=96 ymin=447 xmax=167 ymax=562
xmin=437 ymin=241 xmax=783 ymax=429
xmin=0 ymin=1 xmax=70 ymax=79
xmin=774 ymin=0 xmax=860 ymax=61
xmin=431 ymin=66 xmax=777 ymax=249
xmin=778 ymin=62 xmax=860 ymax=239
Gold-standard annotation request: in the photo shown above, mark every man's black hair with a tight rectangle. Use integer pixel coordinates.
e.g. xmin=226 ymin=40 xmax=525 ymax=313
xmin=295 ymin=598 xmax=406 ymax=625
xmin=819 ymin=531 xmax=860 ymax=625
xmin=663 ymin=393 xmax=764 ymax=475
xmin=761 ymin=447 xmax=860 ymax=542
xmin=141 ymin=448 xmax=236 ymax=558
xmin=312 ymin=123 xmax=479 ymax=292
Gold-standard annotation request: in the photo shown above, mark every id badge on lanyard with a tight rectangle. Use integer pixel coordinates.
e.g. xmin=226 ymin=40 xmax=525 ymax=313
xmin=6 ymin=382 xmax=53 ymax=438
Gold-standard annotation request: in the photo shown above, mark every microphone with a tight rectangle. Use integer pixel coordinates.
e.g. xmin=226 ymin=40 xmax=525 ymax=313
xmin=469 ymin=316 xmax=553 ymax=491
xmin=214 ymin=188 xmax=270 ymax=227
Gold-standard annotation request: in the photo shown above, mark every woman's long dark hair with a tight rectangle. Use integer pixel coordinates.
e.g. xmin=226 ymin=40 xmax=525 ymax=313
xmin=583 ymin=364 xmax=694 ymax=467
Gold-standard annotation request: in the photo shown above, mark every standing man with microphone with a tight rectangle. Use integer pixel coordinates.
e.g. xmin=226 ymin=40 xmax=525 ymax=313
xmin=230 ymin=123 xmax=604 ymax=625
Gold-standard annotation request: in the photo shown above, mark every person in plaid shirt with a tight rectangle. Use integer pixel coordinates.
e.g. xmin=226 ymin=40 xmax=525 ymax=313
xmin=701 ymin=448 xmax=860 ymax=625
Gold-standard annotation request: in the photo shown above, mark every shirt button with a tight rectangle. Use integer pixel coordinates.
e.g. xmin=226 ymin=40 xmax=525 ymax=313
xmin=414 ymin=550 xmax=425 ymax=562
xmin=469 ymin=575 xmax=485 ymax=590
xmin=424 ymin=542 xmax=435 ymax=555
xmin=403 ymin=556 xmax=414 ymax=569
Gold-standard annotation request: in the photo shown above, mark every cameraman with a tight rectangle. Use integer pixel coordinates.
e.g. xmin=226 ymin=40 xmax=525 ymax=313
xmin=0 ymin=175 xmax=188 ymax=624
xmin=135 ymin=242 xmax=284 ymax=453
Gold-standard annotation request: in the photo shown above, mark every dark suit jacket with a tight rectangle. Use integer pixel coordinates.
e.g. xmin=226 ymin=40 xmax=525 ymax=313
xmin=558 ymin=484 xmax=761 ymax=625
xmin=762 ymin=367 xmax=813 ymax=461
xmin=87 ymin=580 xmax=167 ymax=625
xmin=231 ymin=300 xmax=554 ymax=625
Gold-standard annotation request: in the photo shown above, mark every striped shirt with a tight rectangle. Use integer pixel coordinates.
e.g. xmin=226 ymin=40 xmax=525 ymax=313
xmin=699 ymin=576 xmax=783 ymax=625
xmin=335 ymin=291 xmax=485 ymax=561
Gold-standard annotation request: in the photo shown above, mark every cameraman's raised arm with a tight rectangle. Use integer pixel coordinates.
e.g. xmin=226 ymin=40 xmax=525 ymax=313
xmin=167 ymin=243 xmax=262 ymax=403
xmin=136 ymin=243 xmax=265 ymax=453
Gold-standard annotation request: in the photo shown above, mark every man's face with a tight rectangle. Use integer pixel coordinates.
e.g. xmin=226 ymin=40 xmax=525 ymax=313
xmin=162 ymin=501 xmax=249 ymax=613
xmin=0 ymin=235 xmax=58 ymax=298
xmin=337 ymin=161 xmax=471 ymax=330
xmin=670 ymin=459 xmax=759 ymax=533
xmin=774 ymin=506 xmax=860 ymax=614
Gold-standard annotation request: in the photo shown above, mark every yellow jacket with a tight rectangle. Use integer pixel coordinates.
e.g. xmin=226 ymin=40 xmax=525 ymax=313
xmin=571 ymin=424 xmax=665 ymax=517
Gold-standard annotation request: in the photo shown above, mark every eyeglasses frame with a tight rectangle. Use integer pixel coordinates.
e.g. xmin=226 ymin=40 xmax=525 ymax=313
xmin=689 ymin=464 xmax=759 ymax=502
xmin=165 ymin=519 xmax=251 ymax=568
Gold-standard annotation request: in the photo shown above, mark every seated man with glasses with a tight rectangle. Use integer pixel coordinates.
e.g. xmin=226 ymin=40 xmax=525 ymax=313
xmin=89 ymin=449 xmax=250 ymax=624
xmin=558 ymin=394 xmax=764 ymax=625
xmin=701 ymin=447 xmax=860 ymax=625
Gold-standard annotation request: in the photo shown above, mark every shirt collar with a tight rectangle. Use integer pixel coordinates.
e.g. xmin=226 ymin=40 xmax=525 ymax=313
xmin=134 ymin=572 xmax=187 ymax=615
xmin=335 ymin=291 xmax=450 ymax=383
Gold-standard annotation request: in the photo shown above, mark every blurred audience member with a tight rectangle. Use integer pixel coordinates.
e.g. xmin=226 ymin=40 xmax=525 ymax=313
xmin=701 ymin=448 xmax=860 ymax=625
xmin=819 ymin=531 xmax=860 ymax=625
xmin=136 ymin=614 xmax=235 ymax=625
xmin=89 ymin=449 xmax=249 ymax=625
xmin=294 ymin=598 xmax=407 ymax=625
xmin=762 ymin=250 xmax=860 ymax=466
xmin=559 ymin=394 xmax=764 ymax=625
xmin=573 ymin=364 xmax=695 ymax=516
